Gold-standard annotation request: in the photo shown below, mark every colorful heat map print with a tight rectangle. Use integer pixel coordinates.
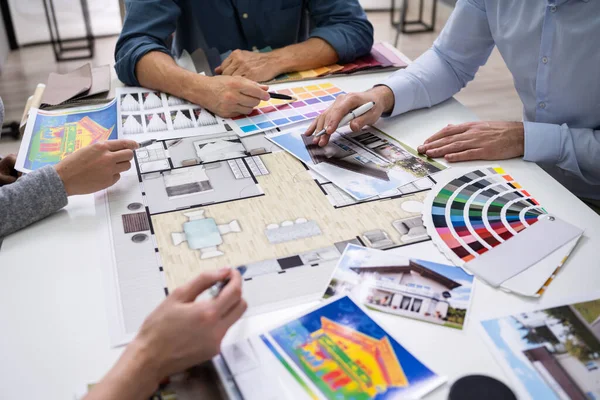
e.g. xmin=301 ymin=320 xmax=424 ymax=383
xmin=430 ymin=167 xmax=547 ymax=264
xmin=227 ymin=82 xmax=345 ymax=136
xmin=267 ymin=296 xmax=443 ymax=399
xmin=23 ymin=100 xmax=118 ymax=171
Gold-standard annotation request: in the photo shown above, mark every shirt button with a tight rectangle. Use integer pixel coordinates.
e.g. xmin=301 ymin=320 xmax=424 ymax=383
xmin=252 ymin=46 xmax=258 ymax=51
xmin=550 ymin=5 xmax=557 ymax=12
xmin=242 ymin=13 xmax=249 ymax=19
xmin=542 ymin=57 xmax=548 ymax=64
xmin=539 ymin=102 xmax=546 ymax=109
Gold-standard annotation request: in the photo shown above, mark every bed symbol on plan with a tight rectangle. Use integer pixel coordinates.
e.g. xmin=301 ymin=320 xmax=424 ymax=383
xmin=171 ymin=210 xmax=241 ymax=259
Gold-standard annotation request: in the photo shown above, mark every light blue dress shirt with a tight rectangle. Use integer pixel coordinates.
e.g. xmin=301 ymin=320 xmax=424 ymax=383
xmin=381 ymin=0 xmax=600 ymax=200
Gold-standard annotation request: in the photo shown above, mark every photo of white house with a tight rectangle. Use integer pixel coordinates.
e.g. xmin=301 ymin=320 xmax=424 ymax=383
xmin=325 ymin=244 xmax=474 ymax=329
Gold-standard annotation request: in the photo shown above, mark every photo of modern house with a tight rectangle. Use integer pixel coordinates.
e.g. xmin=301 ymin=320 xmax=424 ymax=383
xmin=481 ymin=299 xmax=600 ymax=400
xmin=325 ymin=244 xmax=474 ymax=329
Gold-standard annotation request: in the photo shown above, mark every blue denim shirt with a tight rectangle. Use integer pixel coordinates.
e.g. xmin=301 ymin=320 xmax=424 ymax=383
xmin=380 ymin=0 xmax=600 ymax=200
xmin=115 ymin=0 xmax=374 ymax=87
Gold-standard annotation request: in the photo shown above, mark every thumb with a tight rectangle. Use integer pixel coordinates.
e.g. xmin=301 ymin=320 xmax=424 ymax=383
xmin=173 ymin=269 xmax=231 ymax=302
xmin=0 ymin=175 xmax=17 ymax=185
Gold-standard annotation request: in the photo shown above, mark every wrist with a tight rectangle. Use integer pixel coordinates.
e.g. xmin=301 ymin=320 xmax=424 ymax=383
xmin=370 ymin=85 xmax=395 ymax=114
xmin=53 ymin=164 xmax=73 ymax=196
xmin=122 ymin=337 xmax=163 ymax=393
xmin=267 ymin=49 xmax=293 ymax=77
xmin=184 ymin=73 xmax=212 ymax=106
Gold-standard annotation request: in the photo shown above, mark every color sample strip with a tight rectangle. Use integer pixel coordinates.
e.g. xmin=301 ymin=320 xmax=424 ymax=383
xmin=430 ymin=167 xmax=547 ymax=263
xmin=260 ymin=335 xmax=319 ymax=400
xmin=230 ymin=83 xmax=346 ymax=135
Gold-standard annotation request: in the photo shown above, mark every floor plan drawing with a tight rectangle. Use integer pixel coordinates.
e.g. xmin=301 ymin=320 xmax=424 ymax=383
xmin=104 ymin=127 xmax=436 ymax=345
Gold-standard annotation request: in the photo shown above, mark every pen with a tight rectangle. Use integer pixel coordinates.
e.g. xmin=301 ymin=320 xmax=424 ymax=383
xmin=313 ymin=101 xmax=376 ymax=138
xmin=208 ymin=266 xmax=247 ymax=298
xmin=138 ymin=139 xmax=157 ymax=148
xmin=268 ymin=92 xmax=297 ymax=101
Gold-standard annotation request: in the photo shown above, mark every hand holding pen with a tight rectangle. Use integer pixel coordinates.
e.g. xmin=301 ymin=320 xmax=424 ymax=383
xmin=304 ymin=86 xmax=395 ymax=147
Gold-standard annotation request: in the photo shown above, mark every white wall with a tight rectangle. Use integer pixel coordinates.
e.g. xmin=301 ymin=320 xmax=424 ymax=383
xmin=360 ymin=0 xmax=391 ymax=10
xmin=7 ymin=0 xmax=121 ymax=45
xmin=0 ymin=6 xmax=10 ymax=72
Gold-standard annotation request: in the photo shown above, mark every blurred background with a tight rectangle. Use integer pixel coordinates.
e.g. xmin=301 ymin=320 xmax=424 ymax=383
xmin=0 ymin=0 xmax=521 ymax=154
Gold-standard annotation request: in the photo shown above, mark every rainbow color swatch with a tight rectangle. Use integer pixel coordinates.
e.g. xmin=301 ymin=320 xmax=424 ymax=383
xmin=428 ymin=167 xmax=546 ymax=264
xmin=227 ymin=83 xmax=345 ymax=136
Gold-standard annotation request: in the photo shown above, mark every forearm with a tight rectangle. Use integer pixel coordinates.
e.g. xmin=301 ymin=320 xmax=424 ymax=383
xmin=84 ymin=341 xmax=160 ymax=400
xmin=135 ymin=51 xmax=212 ymax=106
xmin=0 ymin=166 xmax=68 ymax=238
xmin=524 ymin=122 xmax=600 ymax=185
xmin=269 ymin=38 xmax=338 ymax=75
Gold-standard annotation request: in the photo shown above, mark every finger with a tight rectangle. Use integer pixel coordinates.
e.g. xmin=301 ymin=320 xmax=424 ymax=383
xmin=445 ymin=148 xmax=486 ymax=163
xmin=112 ymin=149 xmax=135 ymax=163
xmin=312 ymin=115 xmax=328 ymax=144
xmin=111 ymin=173 xmax=121 ymax=186
xmin=115 ymin=160 xmax=132 ymax=173
xmin=173 ymin=269 xmax=231 ymax=302
xmin=425 ymin=139 xmax=478 ymax=158
xmin=349 ymin=109 xmax=380 ymax=132
xmin=233 ymin=105 xmax=254 ymax=115
xmin=219 ymin=299 xmax=247 ymax=331
xmin=106 ymin=139 xmax=139 ymax=151
xmin=214 ymin=66 xmax=223 ymax=75
xmin=237 ymin=93 xmax=262 ymax=108
xmin=0 ymin=175 xmax=17 ymax=185
xmin=304 ymin=119 xmax=318 ymax=136
xmin=240 ymin=83 xmax=270 ymax=101
xmin=213 ymin=270 xmax=243 ymax=316
xmin=324 ymin=94 xmax=366 ymax=134
xmin=216 ymin=55 xmax=233 ymax=75
xmin=221 ymin=63 xmax=240 ymax=77
xmin=423 ymin=123 xmax=472 ymax=145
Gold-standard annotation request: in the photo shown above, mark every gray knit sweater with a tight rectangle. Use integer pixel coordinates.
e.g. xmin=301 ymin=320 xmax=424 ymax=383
xmin=0 ymin=97 xmax=68 ymax=238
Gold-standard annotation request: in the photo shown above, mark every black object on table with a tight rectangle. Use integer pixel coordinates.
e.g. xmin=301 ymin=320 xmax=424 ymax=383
xmin=41 ymin=0 xmax=95 ymax=62
xmin=391 ymin=0 xmax=438 ymax=46
xmin=1 ymin=121 xmax=20 ymax=140
xmin=449 ymin=375 xmax=517 ymax=400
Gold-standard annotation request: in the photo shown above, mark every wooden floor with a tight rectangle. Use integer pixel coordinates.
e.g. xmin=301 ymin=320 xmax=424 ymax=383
xmin=153 ymin=151 xmax=426 ymax=289
xmin=0 ymin=5 xmax=523 ymax=156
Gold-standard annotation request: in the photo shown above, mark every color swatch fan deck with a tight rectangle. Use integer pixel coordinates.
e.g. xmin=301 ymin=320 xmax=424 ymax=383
xmin=423 ymin=166 xmax=583 ymax=297
xmin=227 ymin=82 xmax=345 ymax=137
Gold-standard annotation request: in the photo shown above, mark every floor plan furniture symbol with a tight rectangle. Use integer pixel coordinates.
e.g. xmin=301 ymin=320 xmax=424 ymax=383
xmin=171 ymin=210 xmax=241 ymax=259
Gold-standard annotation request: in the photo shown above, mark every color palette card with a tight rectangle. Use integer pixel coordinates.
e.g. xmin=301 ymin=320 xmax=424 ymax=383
xmin=423 ymin=166 xmax=583 ymax=297
xmin=226 ymin=82 xmax=346 ymax=137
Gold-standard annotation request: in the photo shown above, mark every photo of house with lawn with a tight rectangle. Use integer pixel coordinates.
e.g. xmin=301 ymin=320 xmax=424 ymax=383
xmin=325 ymin=244 xmax=474 ymax=329
xmin=482 ymin=298 xmax=600 ymax=400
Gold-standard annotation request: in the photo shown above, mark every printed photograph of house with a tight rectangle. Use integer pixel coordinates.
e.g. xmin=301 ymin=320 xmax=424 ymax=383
xmin=481 ymin=298 xmax=600 ymax=400
xmin=324 ymin=244 xmax=474 ymax=329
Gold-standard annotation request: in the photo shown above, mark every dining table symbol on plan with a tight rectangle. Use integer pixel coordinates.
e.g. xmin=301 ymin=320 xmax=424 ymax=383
xmin=171 ymin=210 xmax=242 ymax=259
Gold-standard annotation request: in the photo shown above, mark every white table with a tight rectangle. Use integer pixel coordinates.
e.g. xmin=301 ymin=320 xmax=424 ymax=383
xmin=1 ymin=71 xmax=599 ymax=400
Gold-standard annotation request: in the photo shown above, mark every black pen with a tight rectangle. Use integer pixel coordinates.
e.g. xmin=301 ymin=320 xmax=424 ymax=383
xmin=268 ymin=92 xmax=297 ymax=101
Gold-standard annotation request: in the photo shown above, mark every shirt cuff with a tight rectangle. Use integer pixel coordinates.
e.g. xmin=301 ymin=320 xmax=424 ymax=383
xmin=523 ymin=121 xmax=562 ymax=164
xmin=309 ymin=27 xmax=354 ymax=64
xmin=115 ymin=42 xmax=171 ymax=87
xmin=376 ymin=73 xmax=418 ymax=117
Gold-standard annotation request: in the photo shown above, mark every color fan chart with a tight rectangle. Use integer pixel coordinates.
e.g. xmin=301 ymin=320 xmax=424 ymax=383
xmin=425 ymin=167 xmax=546 ymax=266
xmin=227 ymin=83 xmax=345 ymax=137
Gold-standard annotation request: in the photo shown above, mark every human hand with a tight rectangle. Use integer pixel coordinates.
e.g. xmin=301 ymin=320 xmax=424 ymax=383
xmin=197 ymin=75 xmax=270 ymax=118
xmin=304 ymin=86 xmax=395 ymax=147
xmin=417 ymin=121 xmax=525 ymax=162
xmin=132 ymin=269 xmax=246 ymax=382
xmin=215 ymin=49 xmax=281 ymax=83
xmin=0 ymin=154 xmax=19 ymax=185
xmin=54 ymin=140 xmax=139 ymax=196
